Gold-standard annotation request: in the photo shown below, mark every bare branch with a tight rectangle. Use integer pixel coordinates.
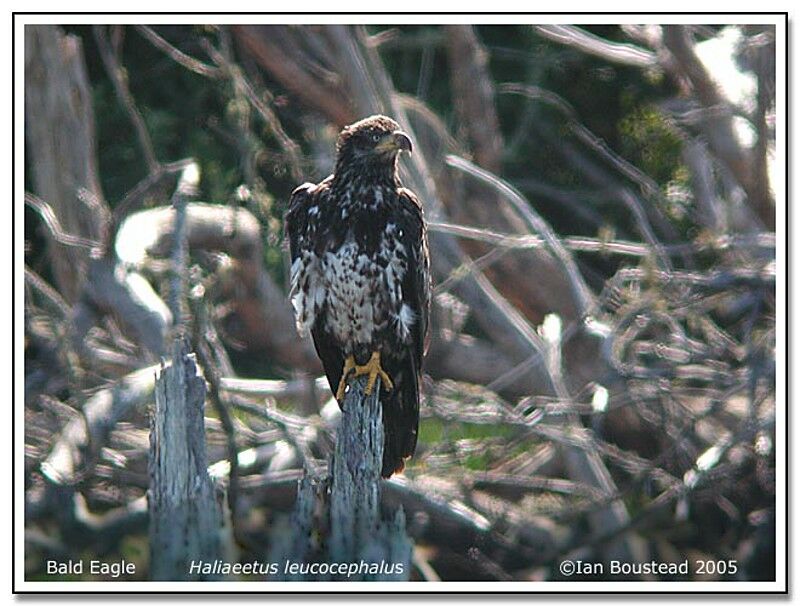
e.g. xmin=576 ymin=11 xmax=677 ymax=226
xmin=229 ymin=396 xmax=321 ymax=474
xmin=661 ymin=25 xmax=772 ymax=228
xmin=534 ymin=24 xmax=658 ymax=68
xmin=500 ymin=82 xmax=678 ymax=269
xmin=25 ymin=192 xmax=101 ymax=252
xmin=108 ymin=158 xmax=195 ymax=248
xmin=430 ymin=220 xmax=774 ymax=258
xmin=445 ymin=154 xmax=595 ymax=317
xmin=41 ymin=364 xmax=157 ymax=486
xmin=232 ymin=25 xmax=353 ymax=126
xmin=25 ymin=266 xmax=70 ymax=318
xmin=93 ymin=25 xmax=159 ymax=172
xmin=135 ymin=25 xmax=222 ymax=78
xmin=167 ymin=162 xmax=199 ymax=327
xmin=202 ymin=31 xmax=304 ymax=182
xmin=190 ymin=289 xmax=241 ymax=526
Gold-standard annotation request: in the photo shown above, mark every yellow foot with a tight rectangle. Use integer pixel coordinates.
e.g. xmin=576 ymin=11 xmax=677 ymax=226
xmin=335 ymin=356 xmax=356 ymax=403
xmin=352 ymin=351 xmax=394 ymax=395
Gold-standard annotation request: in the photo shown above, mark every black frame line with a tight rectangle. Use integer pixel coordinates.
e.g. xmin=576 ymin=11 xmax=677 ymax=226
xmin=11 ymin=11 xmax=789 ymax=596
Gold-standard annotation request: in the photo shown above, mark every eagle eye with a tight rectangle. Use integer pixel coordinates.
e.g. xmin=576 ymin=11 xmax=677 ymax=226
xmin=371 ymin=133 xmax=382 ymax=143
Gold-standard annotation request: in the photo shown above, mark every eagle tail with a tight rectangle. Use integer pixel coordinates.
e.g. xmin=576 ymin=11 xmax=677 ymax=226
xmin=380 ymin=356 xmax=420 ymax=478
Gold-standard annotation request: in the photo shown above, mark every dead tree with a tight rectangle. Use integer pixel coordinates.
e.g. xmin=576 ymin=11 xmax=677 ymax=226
xmin=148 ymin=338 xmax=223 ymax=580
xmin=25 ymin=25 xmax=107 ymax=302
xmin=329 ymin=377 xmax=411 ymax=576
xmin=273 ymin=376 xmax=411 ymax=581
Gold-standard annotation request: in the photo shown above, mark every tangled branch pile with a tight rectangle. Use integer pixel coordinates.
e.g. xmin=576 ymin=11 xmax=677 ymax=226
xmin=24 ymin=23 xmax=777 ymax=581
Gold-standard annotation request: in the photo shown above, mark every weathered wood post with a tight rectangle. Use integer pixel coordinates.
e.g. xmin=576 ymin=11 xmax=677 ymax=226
xmin=148 ymin=337 xmax=223 ymax=580
xmin=274 ymin=376 xmax=411 ymax=581
xmin=329 ymin=377 xmax=411 ymax=578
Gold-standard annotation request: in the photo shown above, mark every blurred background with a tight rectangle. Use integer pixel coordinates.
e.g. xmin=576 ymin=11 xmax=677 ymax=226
xmin=24 ymin=23 xmax=777 ymax=581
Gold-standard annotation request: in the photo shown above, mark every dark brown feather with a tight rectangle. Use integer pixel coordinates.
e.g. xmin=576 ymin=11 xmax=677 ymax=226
xmin=285 ymin=115 xmax=430 ymax=478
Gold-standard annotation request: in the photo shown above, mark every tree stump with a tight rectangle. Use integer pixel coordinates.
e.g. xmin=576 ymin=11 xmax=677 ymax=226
xmin=148 ymin=338 xmax=223 ymax=580
xmin=273 ymin=376 xmax=411 ymax=581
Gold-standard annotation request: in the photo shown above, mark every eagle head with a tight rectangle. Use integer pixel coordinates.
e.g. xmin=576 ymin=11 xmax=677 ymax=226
xmin=335 ymin=115 xmax=412 ymax=172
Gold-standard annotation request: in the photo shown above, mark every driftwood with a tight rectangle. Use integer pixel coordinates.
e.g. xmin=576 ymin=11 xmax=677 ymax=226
xmin=148 ymin=338 xmax=223 ymax=580
xmin=242 ymin=469 xmax=561 ymax=575
xmin=32 ymin=363 xmax=154 ymax=557
xmin=538 ymin=314 xmax=647 ymax=567
xmin=42 ymin=365 xmax=157 ymax=487
xmin=116 ymin=202 xmax=321 ymax=371
xmin=273 ymin=376 xmax=411 ymax=581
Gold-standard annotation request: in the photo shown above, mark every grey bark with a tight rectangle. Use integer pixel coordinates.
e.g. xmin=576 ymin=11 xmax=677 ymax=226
xmin=445 ymin=25 xmax=504 ymax=173
xmin=25 ymin=25 xmax=108 ymax=302
xmin=329 ymin=377 xmax=411 ymax=576
xmin=273 ymin=376 xmax=411 ymax=581
xmin=148 ymin=338 xmax=222 ymax=580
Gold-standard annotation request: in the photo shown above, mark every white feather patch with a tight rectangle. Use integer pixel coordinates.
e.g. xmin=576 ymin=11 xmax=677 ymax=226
xmin=396 ymin=304 xmax=416 ymax=341
xmin=290 ymin=253 xmax=323 ymax=337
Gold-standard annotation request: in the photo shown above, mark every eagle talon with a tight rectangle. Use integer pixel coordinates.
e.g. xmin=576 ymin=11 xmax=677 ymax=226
xmin=354 ymin=351 xmax=393 ymax=396
xmin=335 ymin=356 xmax=356 ymax=403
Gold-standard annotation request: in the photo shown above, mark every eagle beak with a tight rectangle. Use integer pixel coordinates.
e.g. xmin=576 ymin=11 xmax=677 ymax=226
xmin=392 ymin=131 xmax=413 ymax=154
xmin=376 ymin=131 xmax=413 ymax=155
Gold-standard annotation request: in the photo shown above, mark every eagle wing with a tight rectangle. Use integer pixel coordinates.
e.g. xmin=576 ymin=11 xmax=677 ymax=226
xmin=286 ymin=179 xmax=332 ymax=261
xmin=379 ymin=187 xmax=430 ymax=475
xmin=285 ymin=179 xmax=347 ymax=399
xmin=286 ymin=182 xmax=316 ymax=333
xmin=398 ymin=187 xmax=431 ymax=365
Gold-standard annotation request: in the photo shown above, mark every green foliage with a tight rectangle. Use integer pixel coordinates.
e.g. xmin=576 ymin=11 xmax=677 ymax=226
xmin=418 ymin=417 xmax=517 ymax=444
xmin=618 ymin=105 xmax=683 ymax=186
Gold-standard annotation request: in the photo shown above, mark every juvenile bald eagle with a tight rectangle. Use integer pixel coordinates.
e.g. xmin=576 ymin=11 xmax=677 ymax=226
xmin=286 ymin=115 xmax=430 ymax=478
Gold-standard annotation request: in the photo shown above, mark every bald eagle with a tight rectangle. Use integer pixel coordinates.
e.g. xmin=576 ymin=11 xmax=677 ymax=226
xmin=286 ymin=115 xmax=431 ymax=478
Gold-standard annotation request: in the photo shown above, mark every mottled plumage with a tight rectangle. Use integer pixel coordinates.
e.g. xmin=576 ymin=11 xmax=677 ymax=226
xmin=286 ymin=115 xmax=431 ymax=477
